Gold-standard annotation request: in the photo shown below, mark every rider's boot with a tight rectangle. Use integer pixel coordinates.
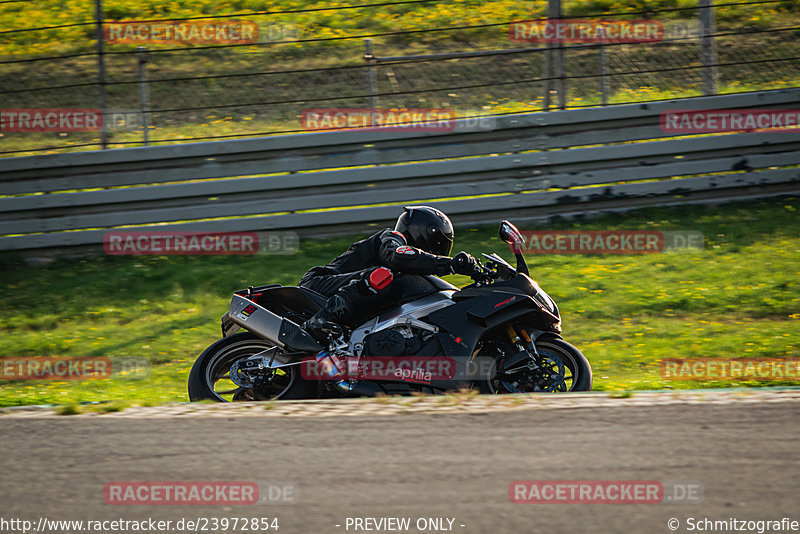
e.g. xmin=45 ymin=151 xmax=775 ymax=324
xmin=303 ymin=268 xmax=393 ymax=342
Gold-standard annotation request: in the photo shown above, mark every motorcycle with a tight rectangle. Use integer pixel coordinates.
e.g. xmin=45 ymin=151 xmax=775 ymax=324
xmin=188 ymin=220 xmax=591 ymax=401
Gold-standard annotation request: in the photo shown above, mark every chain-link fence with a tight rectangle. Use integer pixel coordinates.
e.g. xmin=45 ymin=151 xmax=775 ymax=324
xmin=0 ymin=0 xmax=798 ymax=156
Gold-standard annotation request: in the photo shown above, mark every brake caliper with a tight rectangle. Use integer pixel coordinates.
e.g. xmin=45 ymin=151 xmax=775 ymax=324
xmin=229 ymin=355 xmax=273 ymax=388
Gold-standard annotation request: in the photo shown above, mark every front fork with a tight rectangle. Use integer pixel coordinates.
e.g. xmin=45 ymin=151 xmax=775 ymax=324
xmin=506 ymin=323 xmax=543 ymax=361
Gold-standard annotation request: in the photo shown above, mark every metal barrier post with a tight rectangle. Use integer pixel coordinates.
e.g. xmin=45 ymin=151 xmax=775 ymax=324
xmin=699 ymin=0 xmax=718 ymax=95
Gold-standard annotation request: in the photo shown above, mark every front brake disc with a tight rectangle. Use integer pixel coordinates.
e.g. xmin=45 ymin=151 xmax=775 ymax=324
xmin=533 ymin=354 xmax=566 ymax=392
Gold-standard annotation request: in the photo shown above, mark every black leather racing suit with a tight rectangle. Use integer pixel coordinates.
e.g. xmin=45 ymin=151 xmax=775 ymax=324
xmin=299 ymin=229 xmax=454 ymax=297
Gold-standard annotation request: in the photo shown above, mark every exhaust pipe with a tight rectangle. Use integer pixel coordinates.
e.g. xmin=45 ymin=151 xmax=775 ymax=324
xmin=228 ymin=294 xmax=323 ymax=353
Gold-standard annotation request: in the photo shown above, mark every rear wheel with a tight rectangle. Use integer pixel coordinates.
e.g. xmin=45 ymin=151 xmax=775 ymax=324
xmin=187 ymin=332 xmax=316 ymax=402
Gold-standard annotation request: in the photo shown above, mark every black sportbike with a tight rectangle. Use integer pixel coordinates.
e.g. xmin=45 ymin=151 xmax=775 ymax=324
xmin=188 ymin=221 xmax=591 ymax=401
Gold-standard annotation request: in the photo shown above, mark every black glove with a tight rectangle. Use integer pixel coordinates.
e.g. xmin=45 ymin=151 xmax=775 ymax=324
xmin=450 ymin=251 xmax=477 ymax=275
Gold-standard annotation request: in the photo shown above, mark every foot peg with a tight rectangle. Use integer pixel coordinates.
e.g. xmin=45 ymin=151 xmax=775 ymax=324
xmin=319 ymin=321 xmax=343 ymax=337
xmin=302 ymin=315 xmax=343 ymax=342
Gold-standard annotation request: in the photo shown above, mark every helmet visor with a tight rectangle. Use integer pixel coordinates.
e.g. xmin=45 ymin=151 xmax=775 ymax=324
xmin=427 ymin=225 xmax=454 ymax=256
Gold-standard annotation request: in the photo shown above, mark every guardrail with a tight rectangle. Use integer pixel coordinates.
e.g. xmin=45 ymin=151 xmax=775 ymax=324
xmin=1 ymin=88 xmax=799 ymax=253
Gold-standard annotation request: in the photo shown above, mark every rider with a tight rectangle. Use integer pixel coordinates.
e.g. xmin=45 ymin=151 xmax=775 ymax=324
xmin=300 ymin=205 xmax=478 ymax=341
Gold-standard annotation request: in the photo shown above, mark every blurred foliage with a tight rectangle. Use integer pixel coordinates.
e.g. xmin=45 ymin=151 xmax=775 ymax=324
xmin=1 ymin=0 xmax=797 ymax=56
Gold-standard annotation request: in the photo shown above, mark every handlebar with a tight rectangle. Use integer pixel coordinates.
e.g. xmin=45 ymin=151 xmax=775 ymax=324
xmin=467 ymin=250 xmax=527 ymax=286
xmin=468 ymin=258 xmax=502 ymax=285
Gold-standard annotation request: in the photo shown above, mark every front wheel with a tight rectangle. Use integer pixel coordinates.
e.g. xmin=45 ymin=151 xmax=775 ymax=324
xmin=188 ymin=332 xmax=317 ymax=402
xmin=480 ymin=335 xmax=592 ymax=393
xmin=531 ymin=337 xmax=592 ymax=392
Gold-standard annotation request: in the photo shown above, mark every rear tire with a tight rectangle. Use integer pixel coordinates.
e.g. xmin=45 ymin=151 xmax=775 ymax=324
xmin=188 ymin=332 xmax=316 ymax=402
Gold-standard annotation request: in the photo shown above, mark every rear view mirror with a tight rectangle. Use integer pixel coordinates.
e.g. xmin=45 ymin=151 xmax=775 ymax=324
xmin=499 ymin=220 xmax=524 ymax=246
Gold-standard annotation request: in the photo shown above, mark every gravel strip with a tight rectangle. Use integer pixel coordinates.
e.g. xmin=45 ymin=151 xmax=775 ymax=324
xmin=1 ymin=388 xmax=798 ymax=418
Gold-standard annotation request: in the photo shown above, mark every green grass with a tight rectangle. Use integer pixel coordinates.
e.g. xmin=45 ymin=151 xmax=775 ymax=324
xmin=0 ymin=196 xmax=798 ymax=407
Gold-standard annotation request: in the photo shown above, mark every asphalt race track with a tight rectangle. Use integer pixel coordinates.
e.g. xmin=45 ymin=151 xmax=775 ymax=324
xmin=1 ymin=392 xmax=798 ymax=534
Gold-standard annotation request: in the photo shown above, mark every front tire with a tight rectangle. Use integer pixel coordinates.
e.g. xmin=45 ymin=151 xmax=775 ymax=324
xmin=188 ymin=332 xmax=316 ymax=402
xmin=533 ymin=337 xmax=592 ymax=392
xmin=478 ymin=334 xmax=592 ymax=393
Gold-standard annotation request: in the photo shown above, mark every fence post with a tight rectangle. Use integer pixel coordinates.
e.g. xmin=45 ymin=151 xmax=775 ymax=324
xmin=543 ymin=43 xmax=551 ymax=111
xmin=136 ymin=46 xmax=150 ymax=146
xmin=93 ymin=0 xmax=108 ymax=149
xmin=547 ymin=0 xmax=565 ymax=110
xmin=599 ymin=42 xmax=608 ymax=106
xmin=699 ymin=0 xmax=718 ymax=95
xmin=364 ymin=38 xmax=378 ymax=111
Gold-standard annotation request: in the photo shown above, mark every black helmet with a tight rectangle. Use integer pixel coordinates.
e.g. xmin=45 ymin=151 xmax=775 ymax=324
xmin=395 ymin=205 xmax=454 ymax=256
